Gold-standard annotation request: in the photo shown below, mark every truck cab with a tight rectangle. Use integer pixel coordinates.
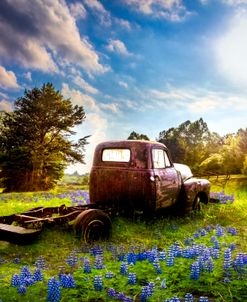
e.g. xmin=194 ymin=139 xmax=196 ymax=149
xmin=90 ymin=140 xmax=210 ymax=215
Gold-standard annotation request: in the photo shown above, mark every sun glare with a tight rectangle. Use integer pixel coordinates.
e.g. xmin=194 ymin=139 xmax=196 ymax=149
xmin=215 ymin=12 xmax=247 ymax=86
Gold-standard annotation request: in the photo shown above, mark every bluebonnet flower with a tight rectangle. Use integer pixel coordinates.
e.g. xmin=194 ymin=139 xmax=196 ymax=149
xmin=47 ymin=277 xmax=61 ymax=302
xmin=108 ymin=288 xmax=117 ymax=298
xmin=233 ymin=252 xmax=246 ymax=276
xmin=227 ymin=227 xmax=237 ymax=236
xmin=194 ymin=232 xmax=200 ymax=239
xmin=140 ymin=285 xmax=152 ymax=301
xmin=200 ymin=229 xmax=207 ymax=236
xmin=94 ymin=255 xmax=105 ymax=269
xmin=90 ymin=244 xmax=103 ymax=256
xmin=94 ymin=275 xmax=103 ymax=291
xmin=137 ymin=252 xmax=147 ymax=261
xmin=223 ymin=277 xmax=231 ymax=283
xmin=147 ymin=249 xmax=157 ymax=263
xmin=83 ymin=258 xmax=92 ymax=273
xmin=20 ymin=266 xmax=32 ymax=280
xmin=210 ymin=236 xmax=216 ymax=243
xmin=229 ymin=243 xmax=236 ymax=250
xmin=170 ymin=297 xmax=180 ymax=302
xmin=35 ymin=256 xmax=46 ymax=269
xmin=206 ymin=225 xmax=214 ymax=232
xmin=199 ymin=297 xmax=208 ymax=302
xmin=127 ymin=252 xmax=137 ymax=265
xmin=213 ymin=240 xmax=220 ymax=250
xmin=159 ymin=250 xmax=166 ymax=260
xmin=11 ymin=274 xmax=21 ymax=287
xmin=184 ymin=293 xmax=194 ymax=302
xmin=66 ymin=251 xmax=78 ymax=268
xmin=216 ymin=225 xmax=224 ymax=237
xmin=223 ymin=248 xmax=232 ymax=270
xmin=211 ymin=248 xmax=220 ymax=259
xmin=128 ymin=272 xmax=136 ymax=285
xmin=166 ymin=255 xmax=174 ymax=266
xmin=105 ymin=271 xmax=114 ymax=278
xmin=205 ymin=258 xmax=214 ymax=272
xmin=190 ymin=261 xmax=200 ymax=280
xmin=59 ymin=273 xmax=76 ymax=288
xmin=33 ymin=268 xmax=43 ymax=281
xmin=153 ymin=258 xmax=162 ymax=274
xmin=120 ymin=262 xmax=128 ymax=275
xmin=18 ymin=285 xmax=27 ymax=295
xmin=13 ymin=257 xmax=21 ymax=264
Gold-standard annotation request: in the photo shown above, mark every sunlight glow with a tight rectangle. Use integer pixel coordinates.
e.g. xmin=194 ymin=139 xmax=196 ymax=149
xmin=215 ymin=11 xmax=247 ymax=86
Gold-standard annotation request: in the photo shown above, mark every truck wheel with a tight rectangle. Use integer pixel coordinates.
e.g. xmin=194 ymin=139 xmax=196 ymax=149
xmin=74 ymin=209 xmax=112 ymax=243
xmin=192 ymin=195 xmax=201 ymax=211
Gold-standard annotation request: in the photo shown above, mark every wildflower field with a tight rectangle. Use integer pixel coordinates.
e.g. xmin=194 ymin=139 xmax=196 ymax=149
xmin=0 ymin=177 xmax=246 ymax=302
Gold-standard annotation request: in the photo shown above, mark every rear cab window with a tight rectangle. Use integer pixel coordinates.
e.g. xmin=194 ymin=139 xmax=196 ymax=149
xmin=102 ymin=148 xmax=131 ymax=162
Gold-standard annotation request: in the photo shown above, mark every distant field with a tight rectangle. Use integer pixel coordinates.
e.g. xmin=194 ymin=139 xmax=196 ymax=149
xmin=0 ymin=177 xmax=246 ymax=301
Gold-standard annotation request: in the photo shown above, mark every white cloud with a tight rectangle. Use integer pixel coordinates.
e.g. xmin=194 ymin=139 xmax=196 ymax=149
xmin=73 ymin=75 xmax=99 ymax=94
xmin=0 ymin=65 xmax=19 ymax=89
xmin=23 ymin=71 xmax=32 ymax=81
xmin=100 ymin=103 xmax=119 ymax=113
xmin=118 ymin=81 xmax=129 ymax=88
xmin=0 ymin=99 xmax=13 ymax=111
xmin=69 ymin=2 xmax=87 ymax=19
xmin=62 ymin=82 xmax=109 ymax=174
xmin=0 ymin=0 xmax=107 ymax=75
xmin=107 ymin=39 xmax=132 ymax=56
xmin=84 ymin=0 xmax=111 ymax=26
xmin=221 ymin=0 xmax=247 ymax=4
xmin=214 ymin=10 xmax=247 ymax=87
xmin=123 ymin=0 xmax=191 ymax=21
xmin=147 ymin=86 xmax=247 ymax=113
xmin=62 ymin=83 xmax=99 ymax=112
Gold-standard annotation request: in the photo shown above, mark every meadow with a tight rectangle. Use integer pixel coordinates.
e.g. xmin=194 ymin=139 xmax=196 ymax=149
xmin=0 ymin=176 xmax=246 ymax=302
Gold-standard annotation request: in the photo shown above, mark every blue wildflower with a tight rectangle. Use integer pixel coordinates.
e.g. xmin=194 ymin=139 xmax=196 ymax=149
xmin=94 ymin=275 xmax=103 ymax=291
xmin=120 ymin=262 xmax=128 ymax=275
xmin=190 ymin=261 xmax=200 ymax=280
xmin=105 ymin=271 xmax=114 ymax=278
xmin=184 ymin=293 xmax=194 ymax=302
xmin=108 ymin=288 xmax=116 ymax=298
xmin=160 ymin=278 xmax=166 ymax=289
xmin=33 ymin=268 xmax=43 ymax=281
xmin=18 ymin=285 xmax=27 ymax=295
xmin=11 ymin=274 xmax=21 ymax=287
xmin=199 ymin=297 xmax=208 ymax=302
xmin=83 ymin=258 xmax=92 ymax=273
xmin=128 ymin=272 xmax=136 ymax=285
xmin=47 ymin=277 xmax=61 ymax=302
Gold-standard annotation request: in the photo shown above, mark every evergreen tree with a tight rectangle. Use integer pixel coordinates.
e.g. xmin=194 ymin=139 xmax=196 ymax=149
xmin=0 ymin=83 xmax=88 ymax=192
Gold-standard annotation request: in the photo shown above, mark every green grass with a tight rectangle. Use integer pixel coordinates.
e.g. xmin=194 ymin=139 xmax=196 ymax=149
xmin=0 ymin=178 xmax=246 ymax=301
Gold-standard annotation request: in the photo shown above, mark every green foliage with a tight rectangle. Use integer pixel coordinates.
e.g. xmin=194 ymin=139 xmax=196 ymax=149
xmin=127 ymin=131 xmax=150 ymax=140
xmin=0 ymin=83 xmax=89 ymax=192
xmin=158 ymin=119 xmax=247 ymax=176
xmin=0 ymin=179 xmax=246 ymax=301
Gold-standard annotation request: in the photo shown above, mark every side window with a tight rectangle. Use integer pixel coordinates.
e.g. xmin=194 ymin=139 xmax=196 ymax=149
xmin=102 ymin=149 xmax=130 ymax=162
xmin=152 ymin=149 xmax=171 ymax=168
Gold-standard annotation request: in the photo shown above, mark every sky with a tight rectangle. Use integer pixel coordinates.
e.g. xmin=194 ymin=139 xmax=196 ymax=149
xmin=0 ymin=0 xmax=247 ymax=174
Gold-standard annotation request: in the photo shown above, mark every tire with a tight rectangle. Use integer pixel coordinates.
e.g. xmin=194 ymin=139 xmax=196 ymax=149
xmin=73 ymin=209 xmax=112 ymax=243
xmin=192 ymin=195 xmax=201 ymax=211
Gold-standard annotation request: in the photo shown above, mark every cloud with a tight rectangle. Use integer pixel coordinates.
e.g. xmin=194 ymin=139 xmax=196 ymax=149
xmin=62 ymin=82 xmax=109 ymax=174
xmin=23 ymin=71 xmax=32 ymax=81
xmin=69 ymin=2 xmax=87 ymax=19
xmin=0 ymin=0 xmax=107 ymax=75
xmin=147 ymin=86 xmax=247 ymax=113
xmin=122 ymin=0 xmax=191 ymax=21
xmin=99 ymin=103 xmax=119 ymax=113
xmin=62 ymin=83 xmax=99 ymax=112
xmin=84 ymin=0 xmax=111 ymax=26
xmin=0 ymin=99 xmax=13 ymax=111
xmin=221 ymin=0 xmax=247 ymax=5
xmin=0 ymin=65 xmax=19 ymax=89
xmin=107 ymin=39 xmax=133 ymax=56
xmin=214 ymin=10 xmax=247 ymax=87
xmin=72 ymin=75 xmax=99 ymax=94
xmin=118 ymin=81 xmax=129 ymax=88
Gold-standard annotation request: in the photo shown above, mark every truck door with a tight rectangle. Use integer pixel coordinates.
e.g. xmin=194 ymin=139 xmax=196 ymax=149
xmin=152 ymin=148 xmax=181 ymax=209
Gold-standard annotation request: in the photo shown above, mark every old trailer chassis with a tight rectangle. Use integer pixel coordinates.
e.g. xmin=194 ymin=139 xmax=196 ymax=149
xmin=0 ymin=204 xmax=111 ymax=243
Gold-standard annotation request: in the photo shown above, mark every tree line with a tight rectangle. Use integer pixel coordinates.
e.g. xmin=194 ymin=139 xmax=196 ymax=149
xmin=0 ymin=83 xmax=246 ymax=192
xmin=128 ymin=118 xmax=247 ymax=176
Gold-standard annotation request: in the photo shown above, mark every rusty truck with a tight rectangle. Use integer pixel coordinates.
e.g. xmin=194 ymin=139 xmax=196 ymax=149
xmin=0 ymin=140 xmax=210 ymax=243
